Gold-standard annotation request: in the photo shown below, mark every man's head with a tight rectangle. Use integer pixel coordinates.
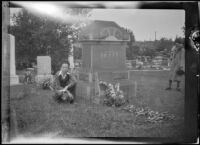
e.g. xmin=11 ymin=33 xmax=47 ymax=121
xmin=61 ymin=61 xmax=70 ymax=74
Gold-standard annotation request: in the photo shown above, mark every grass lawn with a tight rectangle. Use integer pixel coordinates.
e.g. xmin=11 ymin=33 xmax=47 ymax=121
xmin=10 ymin=70 xmax=185 ymax=141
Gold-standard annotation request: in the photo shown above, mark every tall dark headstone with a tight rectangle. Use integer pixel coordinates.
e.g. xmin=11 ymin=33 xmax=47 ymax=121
xmin=76 ymin=20 xmax=134 ymax=98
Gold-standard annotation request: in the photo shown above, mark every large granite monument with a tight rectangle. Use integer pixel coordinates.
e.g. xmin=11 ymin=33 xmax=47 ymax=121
xmin=76 ymin=20 xmax=134 ymax=98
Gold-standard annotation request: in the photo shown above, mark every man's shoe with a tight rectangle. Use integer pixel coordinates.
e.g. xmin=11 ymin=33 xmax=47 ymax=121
xmin=165 ymin=87 xmax=171 ymax=90
xmin=70 ymin=100 xmax=74 ymax=104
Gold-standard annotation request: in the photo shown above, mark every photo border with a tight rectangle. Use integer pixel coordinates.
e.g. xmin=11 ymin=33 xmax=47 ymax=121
xmin=2 ymin=1 xmax=199 ymax=144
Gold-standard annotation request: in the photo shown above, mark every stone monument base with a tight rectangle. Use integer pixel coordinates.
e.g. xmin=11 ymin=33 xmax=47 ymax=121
xmin=10 ymin=75 xmax=19 ymax=85
xmin=76 ymin=79 xmax=135 ymax=102
xmin=76 ymin=70 xmax=135 ymax=102
xmin=35 ymin=75 xmax=53 ymax=83
xmin=76 ymin=81 xmax=96 ymax=99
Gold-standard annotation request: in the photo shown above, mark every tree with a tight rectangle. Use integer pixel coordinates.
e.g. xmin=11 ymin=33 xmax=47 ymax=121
xmin=155 ymin=37 xmax=174 ymax=53
xmin=9 ymin=8 xmax=91 ymax=73
xmin=182 ymin=26 xmax=185 ymax=35
xmin=73 ymin=46 xmax=82 ymax=60
xmin=132 ymin=45 xmax=140 ymax=58
xmin=142 ymin=47 xmax=156 ymax=58
xmin=123 ymin=28 xmax=136 ymax=60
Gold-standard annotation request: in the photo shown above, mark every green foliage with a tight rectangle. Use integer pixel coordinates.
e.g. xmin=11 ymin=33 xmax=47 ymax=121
xmin=128 ymin=41 xmax=156 ymax=59
xmin=174 ymin=37 xmax=184 ymax=45
xmin=128 ymin=37 xmax=183 ymax=59
xmin=125 ymin=25 xmax=184 ymax=59
xmin=9 ymin=8 xmax=90 ymax=73
xmin=181 ymin=26 xmax=185 ymax=35
xmin=155 ymin=37 xmax=174 ymax=52
xmin=73 ymin=46 xmax=82 ymax=60
xmin=142 ymin=47 xmax=156 ymax=57
xmin=124 ymin=28 xmax=136 ymax=60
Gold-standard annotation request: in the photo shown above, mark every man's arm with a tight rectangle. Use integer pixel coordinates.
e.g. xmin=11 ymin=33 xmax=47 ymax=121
xmin=52 ymin=71 xmax=63 ymax=91
xmin=63 ymin=73 xmax=77 ymax=91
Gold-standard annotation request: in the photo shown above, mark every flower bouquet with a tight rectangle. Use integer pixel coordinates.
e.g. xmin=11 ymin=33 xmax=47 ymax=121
xmin=37 ymin=77 xmax=53 ymax=90
xmin=99 ymin=81 xmax=127 ymax=107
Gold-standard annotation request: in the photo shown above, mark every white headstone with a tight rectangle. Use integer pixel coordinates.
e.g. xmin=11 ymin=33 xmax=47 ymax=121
xmin=9 ymin=34 xmax=19 ymax=85
xmin=35 ymin=56 xmax=53 ymax=83
xmin=37 ymin=56 xmax=51 ymax=75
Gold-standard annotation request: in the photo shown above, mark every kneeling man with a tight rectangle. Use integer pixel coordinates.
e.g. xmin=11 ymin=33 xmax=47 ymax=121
xmin=53 ymin=61 xmax=77 ymax=103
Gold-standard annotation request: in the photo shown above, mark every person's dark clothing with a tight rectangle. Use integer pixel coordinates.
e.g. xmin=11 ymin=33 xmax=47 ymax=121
xmin=53 ymin=71 xmax=77 ymax=103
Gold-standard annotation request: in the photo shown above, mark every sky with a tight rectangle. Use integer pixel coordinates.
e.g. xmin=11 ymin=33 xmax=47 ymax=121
xmin=10 ymin=7 xmax=185 ymax=41
xmin=89 ymin=9 xmax=185 ymax=41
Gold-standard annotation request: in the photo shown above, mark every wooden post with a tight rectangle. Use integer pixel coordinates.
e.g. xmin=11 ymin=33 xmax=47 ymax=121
xmin=95 ymin=72 xmax=100 ymax=97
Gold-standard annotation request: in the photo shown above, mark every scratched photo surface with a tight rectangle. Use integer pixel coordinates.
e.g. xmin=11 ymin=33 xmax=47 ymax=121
xmin=3 ymin=1 xmax=187 ymax=143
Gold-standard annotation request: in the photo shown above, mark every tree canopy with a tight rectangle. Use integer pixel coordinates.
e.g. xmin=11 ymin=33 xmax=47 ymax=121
xmin=9 ymin=8 xmax=91 ymax=73
xmin=124 ymin=28 xmax=136 ymax=60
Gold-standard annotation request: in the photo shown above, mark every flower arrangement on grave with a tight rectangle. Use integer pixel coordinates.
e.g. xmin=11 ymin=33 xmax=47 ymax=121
xmin=99 ymin=81 xmax=126 ymax=107
xmin=121 ymin=105 xmax=175 ymax=124
xmin=37 ymin=77 xmax=53 ymax=90
xmin=42 ymin=78 xmax=52 ymax=90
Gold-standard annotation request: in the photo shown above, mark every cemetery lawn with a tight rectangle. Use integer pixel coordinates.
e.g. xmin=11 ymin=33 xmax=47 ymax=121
xmin=10 ymin=71 xmax=185 ymax=140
